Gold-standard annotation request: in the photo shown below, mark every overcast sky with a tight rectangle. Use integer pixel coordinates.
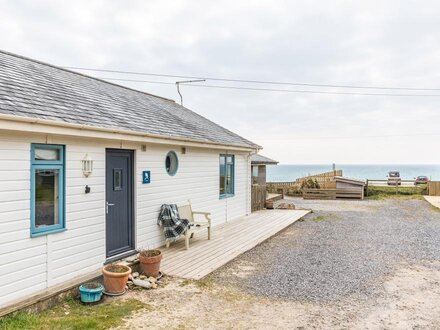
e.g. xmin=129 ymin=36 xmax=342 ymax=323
xmin=1 ymin=1 xmax=439 ymax=164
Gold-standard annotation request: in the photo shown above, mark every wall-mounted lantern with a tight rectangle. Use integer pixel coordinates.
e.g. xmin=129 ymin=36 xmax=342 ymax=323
xmin=81 ymin=154 xmax=93 ymax=177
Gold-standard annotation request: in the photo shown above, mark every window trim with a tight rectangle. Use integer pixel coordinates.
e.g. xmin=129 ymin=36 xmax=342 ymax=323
xmin=31 ymin=143 xmax=64 ymax=165
xmin=219 ymin=154 xmax=235 ymax=199
xmin=165 ymin=151 xmax=179 ymax=176
xmin=30 ymin=144 xmax=66 ymax=237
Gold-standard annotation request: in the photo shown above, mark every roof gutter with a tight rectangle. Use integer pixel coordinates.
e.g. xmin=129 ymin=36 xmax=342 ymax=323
xmin=0 ymin=113 xmax=262 ymax=152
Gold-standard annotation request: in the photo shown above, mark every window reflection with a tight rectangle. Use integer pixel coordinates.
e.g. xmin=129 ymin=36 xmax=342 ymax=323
xmin=35 ymin=169 xmax=59 ymax=227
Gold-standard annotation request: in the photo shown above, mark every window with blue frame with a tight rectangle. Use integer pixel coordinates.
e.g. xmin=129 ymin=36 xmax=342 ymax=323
xmin=30 ymin=144 xmax=65 ymax=237
xmin=219 ymin=154 xmax=234 ymax=198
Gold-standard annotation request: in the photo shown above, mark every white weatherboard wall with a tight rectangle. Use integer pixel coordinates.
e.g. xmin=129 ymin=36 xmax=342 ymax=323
xmin=0 ymin=131 xmax=251 ymax=309
xmin=136 ymin=145 xmax=250 ymax=248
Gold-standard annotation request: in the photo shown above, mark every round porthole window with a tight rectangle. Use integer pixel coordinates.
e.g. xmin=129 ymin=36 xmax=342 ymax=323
xmin=165 ymin=151 xmax=178 ymax=176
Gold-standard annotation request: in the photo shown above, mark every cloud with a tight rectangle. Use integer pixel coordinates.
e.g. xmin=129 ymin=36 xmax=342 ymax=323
xmin=1 ymin=0 xmax=439 ymax=163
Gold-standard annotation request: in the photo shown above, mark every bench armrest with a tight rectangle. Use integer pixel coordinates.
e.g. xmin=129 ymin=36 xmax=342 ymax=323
xmin=191 ymin=211 xmax=211 ymax=225
xmin=192 ymin=221 xmax=210 ymax=226
xmin=192 ymin=211 xmax=211 ymax=215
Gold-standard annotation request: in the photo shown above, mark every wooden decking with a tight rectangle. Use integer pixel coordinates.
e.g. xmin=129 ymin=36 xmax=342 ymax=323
xmin=425 ymin=196 xmax=440 ymax=209
xmin=267 ymin=193 xmax=283 ymax=201
xmin=160 ymin=209 xmax=310 ymax=279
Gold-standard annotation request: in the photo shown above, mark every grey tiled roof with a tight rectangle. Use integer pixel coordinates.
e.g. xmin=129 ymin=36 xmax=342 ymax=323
xmin=0 ymin=50 xmax=260 ymax=149
xmin=251 ymin=154 xmax=278 ymax=165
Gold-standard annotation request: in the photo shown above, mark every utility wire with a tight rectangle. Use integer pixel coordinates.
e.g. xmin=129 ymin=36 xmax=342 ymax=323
xmin=262 ymin=132 xmax=440 ymax=141
xmin=64 ymin=66 xmax=440 ymax=91
xmin=98 ymin=77 xmax=440 ymax=97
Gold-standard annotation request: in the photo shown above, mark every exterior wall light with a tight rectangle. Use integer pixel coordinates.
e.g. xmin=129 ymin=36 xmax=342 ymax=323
xmin=82 ymin=154 xmax=93 ymax=177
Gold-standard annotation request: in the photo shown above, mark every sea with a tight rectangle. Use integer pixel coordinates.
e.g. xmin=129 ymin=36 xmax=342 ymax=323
xmin=266 ymin=164 xmax=440 ymax=182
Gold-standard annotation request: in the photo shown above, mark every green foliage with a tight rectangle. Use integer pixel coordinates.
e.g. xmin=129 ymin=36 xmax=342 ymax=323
xmin=285 ymin=185 xmax=302 ymax=196
xmin=301 ymin=178 xmax=321 ymax=190
xmin=312 ymin=215 xmax=327 ymax=222
xmin=0 ymin=298 xmax=146 ymax=330
xmin=0 ymin=312 xmax=40 ymax=330
xmin=367 ymin=185 xmax=427 ymax=200
xmin=195 ymin=276 xmax=215 ymax=289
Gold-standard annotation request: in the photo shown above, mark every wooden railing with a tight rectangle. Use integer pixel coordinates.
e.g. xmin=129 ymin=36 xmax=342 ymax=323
xmin=303 ymin=188 xmax=363 ymax=200
xmin=251 ymin=184 xmax=267 ymax=212
xmin=295 ymin=170 xmax=343 ymax=184
xmin=266 ymin=181 xmax=298 ymax=187
xmin=428 ymin=181 xmax=440 ymax=196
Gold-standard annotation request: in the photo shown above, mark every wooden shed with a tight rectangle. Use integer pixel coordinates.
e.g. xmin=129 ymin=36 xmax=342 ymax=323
xmin=303 ymin=176 xmax=366 ymax=200
xmin=251 ymin=154 xmax=278 ymax=185
xmin=335 ymin=176 xmax=366 ymax=199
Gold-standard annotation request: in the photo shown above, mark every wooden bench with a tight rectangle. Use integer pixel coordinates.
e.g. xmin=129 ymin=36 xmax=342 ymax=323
xmin=165 ymin=200 xmax=212 ymax=250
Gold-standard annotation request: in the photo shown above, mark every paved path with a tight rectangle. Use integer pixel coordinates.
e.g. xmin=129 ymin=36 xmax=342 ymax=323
xmin=425 ymin=195 xmax=440 ymax=209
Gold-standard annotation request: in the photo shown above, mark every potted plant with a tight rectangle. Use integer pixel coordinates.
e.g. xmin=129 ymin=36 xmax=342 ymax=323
xmin=79 ymin=282 xmax=104 ymax=303
xmin=102 ymin=263 xmax=131 ymax=295
xmin=139 ymin=249 xmax=162 ymax=277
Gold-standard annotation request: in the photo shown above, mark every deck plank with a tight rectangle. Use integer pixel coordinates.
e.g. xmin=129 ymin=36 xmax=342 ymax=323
xmin=160 ymin=209 xmax=309 ymax=279
xmin=164 ymin=212 xmax=280 ymax=275
xmin=160 ymin=211 xmax=276 ymax=268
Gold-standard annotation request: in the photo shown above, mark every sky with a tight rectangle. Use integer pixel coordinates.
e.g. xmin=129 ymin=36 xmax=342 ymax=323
xmin=1 ymin=0 xmax=439 ymax=164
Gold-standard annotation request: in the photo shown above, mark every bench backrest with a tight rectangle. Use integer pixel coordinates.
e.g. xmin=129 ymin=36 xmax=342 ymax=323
xmin=177 ymin=200 xmax=194 ymax=222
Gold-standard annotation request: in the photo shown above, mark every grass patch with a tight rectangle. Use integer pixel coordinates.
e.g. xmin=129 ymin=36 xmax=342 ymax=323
xmin=179 ymin=279 xmax=192 ymax=287
xmin=195 ymin=276 xmax=215 ymax=289
xmin=430 ymin=205 xmax=440 ymax=213
xmin=0 ymin=297 xmax=147 ymax=330
xmin=367 ymin=185 xmax=427 ymax=200
xmin=313 ymin=215 xmax=327 ymax=222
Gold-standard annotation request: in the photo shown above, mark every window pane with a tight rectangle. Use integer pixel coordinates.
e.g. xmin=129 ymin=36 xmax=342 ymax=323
xmin=114 ymin=169 xmax=122 ymax=190
xmin=165 ymin=151 xmax=178 ymax=176
xmin=219 ymin=161 xmax=226 ymax=195
xmin=165 ymin=156 xmax=171 ymax=172
xmin=226 ymin=156 xmax=233 ymax=164
xmin=225 ymin=164 xmax=233 ymax=194
xmin=220 ymin=156 xmax=225 ymax=166
xmin=219 ymin=175 xmax=225 ymax=194
xmin=35 ymin=148 xmax=60 ymax=161
xmin=252 ymin=166 xmax=258 ymax=177
xmin=35 ymin=169 xmax=59 ymax=227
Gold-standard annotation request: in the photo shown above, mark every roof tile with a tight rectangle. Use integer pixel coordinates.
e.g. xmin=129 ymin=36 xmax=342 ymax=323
xmin=0 ymin=51 xmax=260 ymax=149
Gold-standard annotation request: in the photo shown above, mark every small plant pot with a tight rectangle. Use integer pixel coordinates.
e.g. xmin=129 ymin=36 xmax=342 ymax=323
xmin=139 ymin=249 xmax=162 ymax=277
xmin=79 ymin=282 xmax=104 ymax=303
xmin=102 ymin=264 xmax=132 ymax=295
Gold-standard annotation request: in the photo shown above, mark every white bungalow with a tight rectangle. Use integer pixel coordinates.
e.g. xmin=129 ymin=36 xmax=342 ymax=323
xmin=0 ymin=51 xmax=260 ymax=311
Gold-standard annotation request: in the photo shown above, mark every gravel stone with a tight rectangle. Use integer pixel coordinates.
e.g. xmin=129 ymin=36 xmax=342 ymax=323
xmin=213 ymin=198 xmax=440 ymax=303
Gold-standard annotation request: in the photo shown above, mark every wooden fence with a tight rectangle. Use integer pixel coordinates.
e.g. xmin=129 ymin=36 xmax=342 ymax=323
xmin=251 ymin=184 xmax=267 ymax=212
xmin=266 ymin=181 xmax=298 ymax=188
xmin=295 ymin=170 xmax=343 ymax=184
xmin=428 ymin=181 xmax=440 ymax=196
xmin=303 ymin=188 xmax=363 ymax=200
xmin=267 ymin=170 xmax=343 ymax=197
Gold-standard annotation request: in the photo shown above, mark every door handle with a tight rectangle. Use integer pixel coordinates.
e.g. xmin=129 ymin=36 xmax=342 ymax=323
xmin=106 ymin=201 xmax=115 ymax=214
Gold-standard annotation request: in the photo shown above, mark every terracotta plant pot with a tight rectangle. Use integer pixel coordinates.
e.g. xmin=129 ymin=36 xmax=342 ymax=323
xmin=102 ymin=264 xmax=131 ymax=295
xmin=139 ymin=249 xmax=162 ymax=277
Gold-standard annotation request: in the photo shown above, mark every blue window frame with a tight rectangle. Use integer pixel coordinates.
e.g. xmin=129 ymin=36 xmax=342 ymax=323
xmin=30 ymin=144 xmax=65 ymax=237
xmin=219 ymin=154 xmax=234 ymax=198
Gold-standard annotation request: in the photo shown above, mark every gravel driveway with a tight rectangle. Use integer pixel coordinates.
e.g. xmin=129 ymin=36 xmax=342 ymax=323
xmin=122 ymin=198 xmax=440 ymax=329
xmin=214 ymin=198 xmax=440 ymax=302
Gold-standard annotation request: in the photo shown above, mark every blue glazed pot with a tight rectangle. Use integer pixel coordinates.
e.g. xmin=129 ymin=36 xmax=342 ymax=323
xmin=79 ymin=282 xmax=104 ymax=303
